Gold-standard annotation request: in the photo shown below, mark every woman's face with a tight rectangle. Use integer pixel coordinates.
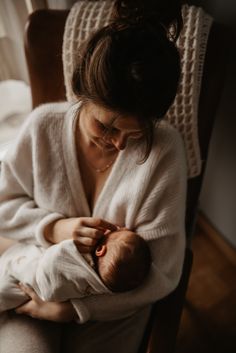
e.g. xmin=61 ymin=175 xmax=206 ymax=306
xmin=78 ymin=101 xmax=144 ymax=151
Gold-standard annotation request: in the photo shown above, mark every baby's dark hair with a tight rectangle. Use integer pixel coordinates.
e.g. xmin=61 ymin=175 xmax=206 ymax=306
xmin=72 ymin=0 xmax=183 ymax=160
xmin=97 ymin=232 xmax=151 ymax=293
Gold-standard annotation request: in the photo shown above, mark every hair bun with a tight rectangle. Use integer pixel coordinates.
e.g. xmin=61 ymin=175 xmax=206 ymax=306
xmin=111 ymin=0 xmax=183 ymax=41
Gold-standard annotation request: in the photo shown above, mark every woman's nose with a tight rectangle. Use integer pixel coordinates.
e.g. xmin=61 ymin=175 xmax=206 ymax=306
xmin=112 ymin=134 xmax=128 ymax=150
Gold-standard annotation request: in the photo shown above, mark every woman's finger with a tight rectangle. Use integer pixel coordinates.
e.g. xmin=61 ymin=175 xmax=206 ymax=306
xmin=75 ymin=237 xmax=97 ymax=247
xmin=15 ymin=298 xmax=37 ymax=316
xmin=73 ymin=226 xmax=104 ymax=244
xmin=15 ymin=301 xmax=30 ymax=314
xmin=18 ymin=283 xmax=37 ymax=299
xmin=74 ymin=242 xmax=93 ymax=254
xmin=80 ymin=218 xmax=117 ymax=232
xmin=96 ymin=219 xmax=117 ymax=232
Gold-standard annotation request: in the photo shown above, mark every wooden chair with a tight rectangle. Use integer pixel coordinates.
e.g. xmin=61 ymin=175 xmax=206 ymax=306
xmin=24 ymin=7 xmax=230 ymax=353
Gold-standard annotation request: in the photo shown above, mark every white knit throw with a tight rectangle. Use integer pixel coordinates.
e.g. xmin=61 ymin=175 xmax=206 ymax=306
xmin=62 ymin=1 xmax=212 ymax=178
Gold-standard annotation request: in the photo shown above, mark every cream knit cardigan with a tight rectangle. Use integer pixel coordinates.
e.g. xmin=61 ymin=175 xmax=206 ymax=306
xmin=0 ymin=102 xmax=187 ymax=323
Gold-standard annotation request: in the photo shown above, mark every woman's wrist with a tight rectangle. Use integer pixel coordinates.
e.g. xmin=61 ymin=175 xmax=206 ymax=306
xmin=43 ymin=218 xmax=65 ymax=244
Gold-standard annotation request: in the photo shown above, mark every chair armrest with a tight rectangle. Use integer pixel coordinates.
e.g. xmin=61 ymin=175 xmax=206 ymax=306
xmin=24 ymin=9 xmax=69 ymax=108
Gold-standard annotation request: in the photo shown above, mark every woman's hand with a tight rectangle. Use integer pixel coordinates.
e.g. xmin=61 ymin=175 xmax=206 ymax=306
xmin=15 ymin=283 xmax=77 ymax=322
xmin=45 ymin=217 xmax=117 ymax=253
xmin=72 ymin=217 xmax=117 ymax=253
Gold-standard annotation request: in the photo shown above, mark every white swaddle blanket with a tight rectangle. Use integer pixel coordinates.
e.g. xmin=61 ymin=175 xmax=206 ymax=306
xmin=0 ymin=239 xmax=110 ymax=313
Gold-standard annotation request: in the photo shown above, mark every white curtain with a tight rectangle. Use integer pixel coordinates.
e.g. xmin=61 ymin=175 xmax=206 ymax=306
xmin=0 ymin=0 xmax=77 ymax=84
xmin=0 ymin=0 xmax=76 ymax=151
xmin=0 ymin=0 xmax=30 ymax=82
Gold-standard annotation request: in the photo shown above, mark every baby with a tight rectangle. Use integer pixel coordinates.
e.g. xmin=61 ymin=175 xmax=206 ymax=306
xmin=94 ymin=229 xmax=151 ymax=292
xmin=0 ymin=229 xmax=151 ymax=313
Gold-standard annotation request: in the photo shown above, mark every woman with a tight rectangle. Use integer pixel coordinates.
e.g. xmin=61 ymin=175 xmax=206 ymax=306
xmin=0 ymin=1 xmax=187 ymax=352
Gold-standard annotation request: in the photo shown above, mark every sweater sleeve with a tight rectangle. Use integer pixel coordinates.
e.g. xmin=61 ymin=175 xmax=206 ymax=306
xmin=71 ymin=128 xmax=187 ymax=323
xmin=0 ymin=108 xmax=64 ymax=247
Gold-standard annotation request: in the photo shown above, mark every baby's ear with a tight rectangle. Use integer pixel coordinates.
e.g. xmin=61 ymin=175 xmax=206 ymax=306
xmin=95 ymin=244 xmax=107 ymax=257
xmin=104 ymin=229 xmax=112 ymax=236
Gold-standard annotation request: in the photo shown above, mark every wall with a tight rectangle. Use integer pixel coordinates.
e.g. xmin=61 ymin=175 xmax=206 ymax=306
xmin=188 ymin=0 xmax=236 ymax=247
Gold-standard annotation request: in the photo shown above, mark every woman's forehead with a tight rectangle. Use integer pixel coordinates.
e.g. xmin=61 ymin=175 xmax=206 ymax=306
xmin=115 ymin=115 xmax=143 ymax=131
xmin=88 ymin=101 xmax=143 ymax=131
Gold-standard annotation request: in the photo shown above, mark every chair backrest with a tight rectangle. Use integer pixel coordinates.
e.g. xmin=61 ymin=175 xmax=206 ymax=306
xmin=24 ymin=7 xmax=230 ymax=353
xmin=24 ymin=7 xmax=229 ymax=236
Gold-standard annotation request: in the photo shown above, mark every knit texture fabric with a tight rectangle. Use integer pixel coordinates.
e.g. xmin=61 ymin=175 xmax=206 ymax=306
xmin=0 ymin=102 xmax=186 ymax=322
xmin=62 ymin=1 xmax=212 ymax=178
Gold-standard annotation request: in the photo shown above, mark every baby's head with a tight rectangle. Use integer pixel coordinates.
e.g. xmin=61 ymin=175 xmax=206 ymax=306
xmin=94 ymin=229 xmax=151 ymax=292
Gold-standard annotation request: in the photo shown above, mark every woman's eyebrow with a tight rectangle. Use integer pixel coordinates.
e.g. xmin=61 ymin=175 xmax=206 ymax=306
xmin=107 ymin=115 xmax=120 ymax=127
xmin=96 ymin=115 xmax=119 ymax=129
xmin=97 ymin=115 xmax=143 ymax=133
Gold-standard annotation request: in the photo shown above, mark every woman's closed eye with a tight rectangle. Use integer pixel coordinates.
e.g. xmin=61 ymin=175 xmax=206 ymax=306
xmin=96 ymin=119 xmax=118 ymax=134
xmin=96 ymin=119 xmax=110 ymax=131
xmin=95 ymin=118 xmax=144 ymax=140
xmin=129 ymin=131 xmax=144 ymax=140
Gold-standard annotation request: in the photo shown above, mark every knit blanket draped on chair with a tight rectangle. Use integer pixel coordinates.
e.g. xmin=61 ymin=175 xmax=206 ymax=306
xmin=62 ymin=1 xmax=213 ymax=178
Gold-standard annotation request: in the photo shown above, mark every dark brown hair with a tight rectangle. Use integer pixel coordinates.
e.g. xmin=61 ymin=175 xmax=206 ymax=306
xmin=72 ymin=0 xmax=183 ymax=160
xmin=97 ymin=232 xmax=151 ymax=292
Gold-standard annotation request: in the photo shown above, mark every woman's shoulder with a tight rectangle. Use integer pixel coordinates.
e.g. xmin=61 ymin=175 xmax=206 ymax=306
xmin=127 ymin=120 xmax=185 ymax=167
xmin=144 ymin=120 xmax=187 ymax=172
xmin=19 ymin=101 xmax=73 ymax=137
xmin=150 ymin=120 xmax=186 ymax=163
xmin=30 ymin=101 xmax=72 ymax=124
xmin=153 ymin=120 xmax=184 ymax=150
xmin=5 ymin=102 xmax=74 ymax=156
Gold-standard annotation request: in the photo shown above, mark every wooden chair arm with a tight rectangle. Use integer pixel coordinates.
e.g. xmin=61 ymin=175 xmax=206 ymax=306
xmin=24 ymin=10 xmax=69 ymax=108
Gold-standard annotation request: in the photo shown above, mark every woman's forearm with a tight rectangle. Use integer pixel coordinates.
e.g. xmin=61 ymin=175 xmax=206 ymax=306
xmin=43 ymin=218 xmax=69 ymax=244
xmin=43 ymin=217 xmax=117 ymax=251
xmin=16 ymin=283 xmax=78 ymax=322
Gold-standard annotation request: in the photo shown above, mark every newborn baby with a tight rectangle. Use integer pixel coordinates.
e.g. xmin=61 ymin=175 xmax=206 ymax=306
xmin=0 ymin=229 xmax=151 ymax=313
xmin=94 ymin=229 xmax=151 ymax=292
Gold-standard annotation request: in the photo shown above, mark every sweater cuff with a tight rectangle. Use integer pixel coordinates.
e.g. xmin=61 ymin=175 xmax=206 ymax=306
xmin=35 ymin=213 xmax=64 ymax=248
xmin=71 ymin=298 xmax=91 ymax=324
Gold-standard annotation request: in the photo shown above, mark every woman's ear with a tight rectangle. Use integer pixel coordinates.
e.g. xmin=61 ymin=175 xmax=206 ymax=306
xmin=95 ymin=244 xmax=107 ymax=257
